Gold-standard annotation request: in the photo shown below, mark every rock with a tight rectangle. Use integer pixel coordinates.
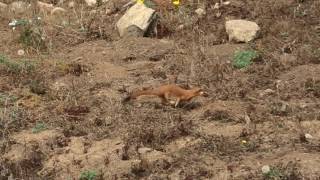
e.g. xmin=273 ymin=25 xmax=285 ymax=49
xmin=37 ymin=1 xmax=54 ymax=13
xmin=223 ymin=1 xmax=231 ymax=5
xmin=116 ymin=3 xmax=156 ymax=37
xmin=225 ymin=20 xmax=260 ymax=43
xmin=259 ymin=88 xmax=275 ymax=97
xmin=213 ymin=3 xmax=219 ymax=9
xmin=9 ymin=1 xmax=29 ymax=13
xmin=17 ymin=49 xmax=25 ymax=56
xmin=140 ymin=149 xmax=172 ymax=169
xmin=68 ymin=1 xmax=75 ymax=8
xmin=261 ymin=165 xmax=271 ymax=174
xmin=138 ymin=147 xmax=153 ymax=154
xmin=85 ymin=0 xmax=96 ymax=6
xmin=195 ymin=8 xmax=206 ymax=17
xmin=176 ymin=24 xmax=184 ymax=31
xmin=0 ymin=2 xmax=8 ymax=10
xmin=51 ymin=7 xmax=66 ymax=16
xmin=305 ymin=133 xmax=313 ymax=139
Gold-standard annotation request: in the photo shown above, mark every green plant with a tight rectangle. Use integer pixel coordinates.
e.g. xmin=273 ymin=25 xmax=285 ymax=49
xmin=10 ymin=17 xmax=47 ymax=51
xmin=263 ymin=167 xmax=283 ymax=179
xmin=0 ymin=93 xmax=17 ymax=106
xmin=143 ymin=0 xmax=156 ymax=8
xmin=80 ymin=170 xmax=97 ymax=180
xmin=233 ymin=50 xmax=258 ymax=69
xmin=0 ymin=54 xmax=36 ymax=74
xmin=32 ymin=122 xmax=47 ymax=133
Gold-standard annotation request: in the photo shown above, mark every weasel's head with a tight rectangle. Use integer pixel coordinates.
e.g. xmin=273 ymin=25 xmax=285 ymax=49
xmin=192 ymin=87 xmax=207 ymax=97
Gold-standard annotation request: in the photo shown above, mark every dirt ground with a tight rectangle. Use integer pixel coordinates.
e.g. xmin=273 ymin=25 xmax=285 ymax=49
xmin=0 ymin=0 xmax=320 ymax=179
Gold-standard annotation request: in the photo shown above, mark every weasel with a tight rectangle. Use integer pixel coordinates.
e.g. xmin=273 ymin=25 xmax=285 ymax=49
xmin=122 ymin=84 xmax=205 ymax=107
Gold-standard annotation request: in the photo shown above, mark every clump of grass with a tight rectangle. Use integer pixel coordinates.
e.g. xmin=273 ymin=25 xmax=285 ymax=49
xmin=0 ymin=93 xmax=17 ymax=106
xmin=233 ymin=50 xmax=258 ymax=69
xmin=263 ymin=166 xmax=283 ymax=179
xmin=10 ymin=18 xmax=47 ymax=52
xmin=80 ymin=170 xmax=97 ymax=180
xmin=32 ymin=122 xmax=46 ymax=133
xmin=0 ymin=54 xmax=36 ymax=74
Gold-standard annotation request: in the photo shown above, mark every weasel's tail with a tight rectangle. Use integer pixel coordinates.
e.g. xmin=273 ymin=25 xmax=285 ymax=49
xmin=122 ymin=89 xmax=159 ymax=104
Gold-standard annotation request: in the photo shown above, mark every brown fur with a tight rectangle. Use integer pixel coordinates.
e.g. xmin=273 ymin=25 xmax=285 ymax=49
xmin=122 ymin=84 xmax=205 ymax=107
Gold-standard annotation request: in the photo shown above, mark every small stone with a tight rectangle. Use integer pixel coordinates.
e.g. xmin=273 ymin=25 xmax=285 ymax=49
xmin=0 ymin=2 xmax=8 ymax=10
xmin=68 ymin=1 xmax=75 ymax=8
xmin=85 ymin=0 xmax=97 ymax=6
xmin=37 ymin=1 xmax=54 ymax=13
xmin=85 ymin=0 xmax=96 ymax=6
xmin=51 ymin=7 xmax=66 ymax=16
xmin=264 ymin=89 xmax=275 ymax=94
xmin=105 ymin=8 xmax=112 ymax=15
xmin=17 ymin=49 xmax=25 ymax=56
xmin=261 ymin=165 xmax=270 ymax=174
xmin=225 ymin=20 xmax=260 ymax=43
xmin=9 ymin=1 xmax=29 ymax=13
xmin=176 ymin=24 xmax=184 ymax=31
xmin=138 ymin=147 xmax=153 ymax=154
xmin=305 ymin=133 xmax=313 ymax=139
xmin=223 ymin=1 xmax=231 ymax=5
xmin=299 ymin=103 xmax=307 ymax=109
xmin=260 ymin=88 xmax=275 ymax=97
xmin=195 ymin=8 xmax=206 ymax=17
xmin=213 ymin=3 xmax=219 ymax=9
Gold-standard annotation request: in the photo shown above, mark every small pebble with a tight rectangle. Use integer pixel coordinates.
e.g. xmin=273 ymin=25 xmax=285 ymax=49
xmin=305 ymin=133 xmax=313 ymax=139
xmin=261 ymin=165 xmax=270 ymax=174
xmin=17 ymin=49 xmax=25 ymax=56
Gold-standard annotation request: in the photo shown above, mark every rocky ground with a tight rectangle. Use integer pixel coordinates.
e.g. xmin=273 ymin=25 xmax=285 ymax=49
xmin=0 ymin=0 xmax=320 ymax=179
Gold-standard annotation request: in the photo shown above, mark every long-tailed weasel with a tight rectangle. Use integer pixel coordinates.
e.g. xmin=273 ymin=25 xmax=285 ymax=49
xmin=122 ymin=84 xmax=206 ymax=107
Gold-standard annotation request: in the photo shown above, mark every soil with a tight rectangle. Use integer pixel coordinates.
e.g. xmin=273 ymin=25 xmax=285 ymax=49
xmin=1 ymin=0 xmax=320 ymax=179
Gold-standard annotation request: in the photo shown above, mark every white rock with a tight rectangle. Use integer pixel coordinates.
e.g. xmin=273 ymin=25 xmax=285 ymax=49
xmin=0 ymin=2 xmax=8 ymax=10
xmin=260 ymin=88 xmax=275 ymax=97
xmin=51 ymin=7 xmax=66 ymax=16
xmin=213 ymin=3 xmax=219 ymax=9
xmin=176 ymin=24 xmax=184 ymax=31
xmin=9 ymin=1 xmax=29 ymax=13
xmin=225 ymin=19 xmax=260 ymax=43
xmin=261 ymin=165 xmax=270 ymax=174
xmin=68 ymin=1 xmax=75 ymax=8
xmin=305 ymin=133 xmax=313 ymax=139
xmin=138 ymin=147 xmax=153 ymax=154
xmin=37 ymin=1 xmax=54 ymax=13
xmin=105 ymin=8 xmax=112 ymax=15
xmin=17 ymin=49 xmax=25 ymax=56
xmin=116 ymin=3 xmax=156 ymax=37
xmin=195 ymin=8 xmax=206 ymax=17
xmin=223 ymin=1 xmax=231 ymax=5
xmin=85 ymin=0 xmax=96 ymax=6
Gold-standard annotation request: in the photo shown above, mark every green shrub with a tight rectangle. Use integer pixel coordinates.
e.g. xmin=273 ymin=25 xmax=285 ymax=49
xmin=0 ymin=54 xmax=36 ymax=74
xmin=32 ymin=122 xmax=47 ymax=133
xmin=233 ymin=50 xmax=258 ymax=69
xmin=80 ymin=170 xmax=97 ymax=180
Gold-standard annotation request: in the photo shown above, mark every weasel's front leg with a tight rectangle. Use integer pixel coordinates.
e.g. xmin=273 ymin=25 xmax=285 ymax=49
xmin=174 ymin=98 xmax=180 ymax=108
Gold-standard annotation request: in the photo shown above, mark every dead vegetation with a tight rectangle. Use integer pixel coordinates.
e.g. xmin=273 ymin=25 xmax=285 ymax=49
xmin=1 ymin=0 xmax=320 ymax=179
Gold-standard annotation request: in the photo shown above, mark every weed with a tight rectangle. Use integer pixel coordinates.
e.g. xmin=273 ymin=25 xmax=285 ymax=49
xmin=233 ymin=50 xmax=258 ymax=69
xmin=143 ymin=0 xmax=156 ymax=9
xmin=79 ymin=170 xmax=97 ymax=180
xmin=29 ymin=80 xmax=46 ymax=95
xmin=32 ymin=122 xmax=46 ymax=133
xmin=0 ymin=54 xmax=36 ymax=75
xmin=10 ymin=17 xmax=47 ymax=52
xmin=0 ymin=93 xmax=17 ymax=106
xmin=263 ymin=166 xmax=283 ymax=179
